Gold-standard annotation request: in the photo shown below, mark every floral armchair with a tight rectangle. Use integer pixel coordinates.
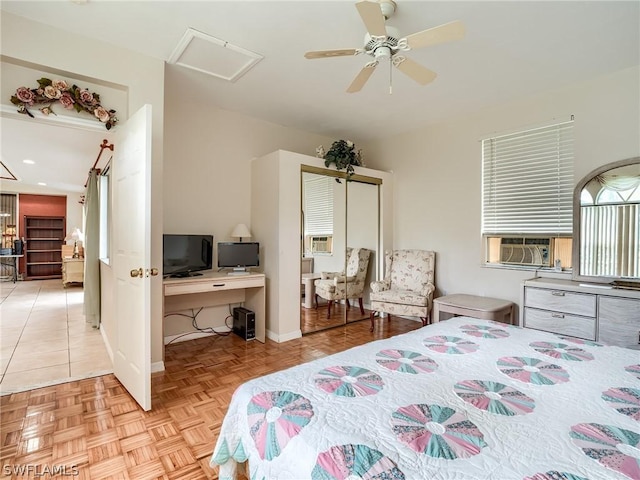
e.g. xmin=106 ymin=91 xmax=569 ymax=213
xmin=314 ymin=247 xmax=371 ymax=319
xmin=369 ymin=250 xmax=435 ymax=332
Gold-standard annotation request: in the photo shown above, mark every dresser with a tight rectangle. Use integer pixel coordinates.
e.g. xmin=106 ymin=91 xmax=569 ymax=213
xmin=521 ymin=277 xmax=640 ymax=349
xmin=62 ymin=257 xmax=84 ymax=287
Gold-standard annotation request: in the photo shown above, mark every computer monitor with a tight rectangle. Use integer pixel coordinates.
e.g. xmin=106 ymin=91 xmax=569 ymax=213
xmin=217 ymin=242 xmax=259 ymax=275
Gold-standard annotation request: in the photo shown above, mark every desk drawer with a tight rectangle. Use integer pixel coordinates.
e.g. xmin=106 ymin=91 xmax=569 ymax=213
xmin=524 ymin=307 xmax=596 ymax=340
xmin=164 ymin=276 xmax=263 ymax=296
xmin=524 ymin=287 xmax=596 ymax=317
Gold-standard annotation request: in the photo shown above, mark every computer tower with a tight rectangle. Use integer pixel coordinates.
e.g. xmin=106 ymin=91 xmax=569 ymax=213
xmin=233 ymin=307 xmax=255 ymax=341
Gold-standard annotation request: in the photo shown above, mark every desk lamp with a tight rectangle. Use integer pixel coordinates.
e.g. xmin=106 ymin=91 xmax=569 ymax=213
xmin=231 ymin=223 xmax=252 ymax=243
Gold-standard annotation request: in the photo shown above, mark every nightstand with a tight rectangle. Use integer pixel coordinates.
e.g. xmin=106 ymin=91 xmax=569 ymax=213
xmin=62 ymin=257 xmax=84 ymax=287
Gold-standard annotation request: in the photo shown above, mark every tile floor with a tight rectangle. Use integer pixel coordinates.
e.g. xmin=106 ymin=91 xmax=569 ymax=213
xmin=0 ymin=279 xmax=112 ymax=395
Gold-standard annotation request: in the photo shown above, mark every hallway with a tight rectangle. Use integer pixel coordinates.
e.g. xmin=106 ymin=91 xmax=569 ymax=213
xmin=0 ymin=279 xmax=112 ymax=395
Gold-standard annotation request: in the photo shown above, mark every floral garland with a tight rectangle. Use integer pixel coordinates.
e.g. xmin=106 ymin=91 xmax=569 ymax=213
xmin=10 ymin=77 xmax=118 ymax=130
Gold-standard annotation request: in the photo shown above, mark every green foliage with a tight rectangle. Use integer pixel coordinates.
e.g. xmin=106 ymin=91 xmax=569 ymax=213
xmin=323 ymin=140 xmax=359 ymax=179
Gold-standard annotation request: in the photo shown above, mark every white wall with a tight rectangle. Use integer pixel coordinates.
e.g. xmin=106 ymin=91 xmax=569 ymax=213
xmin=366 ymin=66 xmax=640 ymax=318
xmin=162 ymin=100 xmax=337 ymax=339
xmin=2 ymin=12 xmax=166 ymax=365
xmin=163 ymin=99 xmax=335 ymax=235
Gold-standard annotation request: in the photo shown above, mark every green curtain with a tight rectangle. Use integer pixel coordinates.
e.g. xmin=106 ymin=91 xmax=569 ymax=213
xmin=84 ymin=168 xmax=101 ymax=327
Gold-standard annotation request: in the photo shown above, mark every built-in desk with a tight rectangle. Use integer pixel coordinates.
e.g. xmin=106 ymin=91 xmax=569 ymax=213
xmin=163 ymin=271 xmax=266 ymax=342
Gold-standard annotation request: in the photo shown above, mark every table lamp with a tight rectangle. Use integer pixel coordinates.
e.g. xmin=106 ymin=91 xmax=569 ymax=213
xmin=231 ymin=223 xmax=252 ymax=243
xmin=68 ymin=228 xmax=84 ymax=258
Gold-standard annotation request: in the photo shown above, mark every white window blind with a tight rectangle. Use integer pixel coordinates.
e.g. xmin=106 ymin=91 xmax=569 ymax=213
xmin=304 ymin=176 xmax=333 ymax=236
xmin=482 ymin=120 xmax=574 ymax=235
xmin=581 ymin=204 xmax=640 ymax=278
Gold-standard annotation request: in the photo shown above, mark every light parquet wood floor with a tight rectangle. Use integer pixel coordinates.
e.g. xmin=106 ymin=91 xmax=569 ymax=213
xmin=0 ymin=317 xmax=420 ymax=479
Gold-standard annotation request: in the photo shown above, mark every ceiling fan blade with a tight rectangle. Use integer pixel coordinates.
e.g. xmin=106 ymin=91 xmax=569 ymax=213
xmin=355 ymin=1 xmax=387 ymax=37
xmin=393 ymin=57 xmax=437 ymax=85
xmin=304 ymin=49 xmax=359 ymax=59
xmin=404 ymin=20 xmax=465 ymax=49
xmin=347 ymin=64 xmax=377 ymax=93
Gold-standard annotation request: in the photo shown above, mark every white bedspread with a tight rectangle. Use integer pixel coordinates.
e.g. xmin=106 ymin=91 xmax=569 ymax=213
xmin=210 ymin=317 xmax=640 ymax=480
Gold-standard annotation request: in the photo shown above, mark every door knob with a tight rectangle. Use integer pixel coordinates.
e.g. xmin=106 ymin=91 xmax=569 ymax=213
xmin=130 ymin=268 xmax=143 ymax=278
xmin=149 ymin=268 xmax=159 ymax=276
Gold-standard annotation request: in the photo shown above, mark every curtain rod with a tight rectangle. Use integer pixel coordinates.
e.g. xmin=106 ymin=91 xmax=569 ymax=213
xmin=84 ymin=139 xmax=114 ymax=188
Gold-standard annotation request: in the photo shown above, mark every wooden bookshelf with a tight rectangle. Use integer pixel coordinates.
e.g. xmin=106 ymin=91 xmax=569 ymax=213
xmin=24 ymin=216 xmax=65 ymax=280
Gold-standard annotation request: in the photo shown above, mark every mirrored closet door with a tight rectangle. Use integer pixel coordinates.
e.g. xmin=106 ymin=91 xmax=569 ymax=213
xmin=300 ymin=166 xmax=380 ymax=334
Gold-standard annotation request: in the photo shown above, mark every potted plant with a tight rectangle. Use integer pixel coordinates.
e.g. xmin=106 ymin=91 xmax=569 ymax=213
xmin=321 ymin=140 xmax=362 ymax=181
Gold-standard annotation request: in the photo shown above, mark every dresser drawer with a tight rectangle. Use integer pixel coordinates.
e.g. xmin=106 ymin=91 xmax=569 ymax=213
xmin=524 ymin=307 xmax=596 ymax=340
xmin=524 ymin=287 xmax=596 ymax=317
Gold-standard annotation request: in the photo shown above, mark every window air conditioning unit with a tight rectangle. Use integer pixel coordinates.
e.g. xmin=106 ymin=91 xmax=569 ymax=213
xmin=500 ymin=237 xmax=553 ymax=267
xmin=310 ymin=235 xmax=332 ymax=254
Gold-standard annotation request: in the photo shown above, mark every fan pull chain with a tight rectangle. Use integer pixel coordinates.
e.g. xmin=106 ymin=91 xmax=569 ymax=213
xmin=389 ymin=57 xmax=393 ymax=95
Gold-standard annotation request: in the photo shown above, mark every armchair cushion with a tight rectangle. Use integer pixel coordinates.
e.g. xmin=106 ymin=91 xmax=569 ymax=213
xmin=370 ymin=287 xmax=432 ymax=307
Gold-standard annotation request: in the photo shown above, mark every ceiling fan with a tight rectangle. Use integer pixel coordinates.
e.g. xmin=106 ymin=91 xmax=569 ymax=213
xmin=304 ymin=0 xmax=465 ymax=93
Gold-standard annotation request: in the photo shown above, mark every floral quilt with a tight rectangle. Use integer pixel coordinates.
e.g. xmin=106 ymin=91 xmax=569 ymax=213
xmin=210 ymin=317 xmax=640 ymax=480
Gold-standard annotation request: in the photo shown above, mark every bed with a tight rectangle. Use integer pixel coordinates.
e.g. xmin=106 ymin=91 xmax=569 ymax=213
xmin=210 ymin=317 xmax=640 ymax=480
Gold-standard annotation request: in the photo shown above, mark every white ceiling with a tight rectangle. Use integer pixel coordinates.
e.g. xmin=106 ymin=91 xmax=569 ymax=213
xmin=1 ymin=0 xmax=639 ymax=192
xmin=0 ymin=116 xmax=112 ymax=193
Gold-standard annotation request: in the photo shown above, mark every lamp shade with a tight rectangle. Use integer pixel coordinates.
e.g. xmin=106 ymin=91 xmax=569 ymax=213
xmin=231 ymin=223 xmax=252 ymax=240
xmin=65 ymin=227 xmax=84 ymax=243
xmin=71 ymin=228 xmax=84 ymax=242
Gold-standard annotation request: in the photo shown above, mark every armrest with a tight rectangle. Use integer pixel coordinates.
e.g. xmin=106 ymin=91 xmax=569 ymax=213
xmin=423 ymin=282 xmax=436 ymax=298
xmin=321 ymin=271 xmax=342 ymax=280
xmin=333 ymin=275 xmax=356 ymax=286
xmin=370 ymin=280 xmax=390 ymax=293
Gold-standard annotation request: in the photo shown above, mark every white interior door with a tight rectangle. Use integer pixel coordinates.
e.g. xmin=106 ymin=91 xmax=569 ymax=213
xmin=112 ymin=105 xmax=152 ymax=411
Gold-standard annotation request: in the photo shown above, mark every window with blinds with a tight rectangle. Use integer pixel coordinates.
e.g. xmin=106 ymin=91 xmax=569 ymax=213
xmin=482 ymin=120 xmax=574 ymax=267
xmin=580 ymin=177 xmax=640 ymax=278
xmin=303 ymin=175 xmax=334 ymax=254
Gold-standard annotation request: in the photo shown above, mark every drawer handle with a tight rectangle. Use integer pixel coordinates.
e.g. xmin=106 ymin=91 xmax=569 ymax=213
xmin=213 ymin=283 xmax=226 ymax=287
xmin=551 ymin=291 xmax=565 ymax=297
xmin=552 ymin=313 xmax=565 ymax=319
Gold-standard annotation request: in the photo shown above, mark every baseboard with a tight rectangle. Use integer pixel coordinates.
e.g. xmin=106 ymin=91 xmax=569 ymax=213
xmin=151 ymin=361 xmax=165 ymax=373
xmin=163 ymin=328 xmax=231 ymax=345
xmin=266 ymin=329 xmax=302 ymax=343
xmin=99 ymin=325 xmax=114 ymax=361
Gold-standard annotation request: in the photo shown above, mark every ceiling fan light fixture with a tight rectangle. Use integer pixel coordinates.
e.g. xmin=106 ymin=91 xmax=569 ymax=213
xmin=304 ymin=0 xmax=464 ymax=93
xmin=378 ymin=0 xmax=397 ymax=19
xmin=374 ymin=46 xmax=392 ymax=60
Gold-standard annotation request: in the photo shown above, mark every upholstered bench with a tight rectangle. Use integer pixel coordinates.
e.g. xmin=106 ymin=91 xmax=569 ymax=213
xmin=432 ymin=294 xmax=515 ymax=325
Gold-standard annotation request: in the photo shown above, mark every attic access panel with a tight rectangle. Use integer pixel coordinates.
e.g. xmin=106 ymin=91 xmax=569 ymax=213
xmin=168 ymin=27 xmax=263 ymax=82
